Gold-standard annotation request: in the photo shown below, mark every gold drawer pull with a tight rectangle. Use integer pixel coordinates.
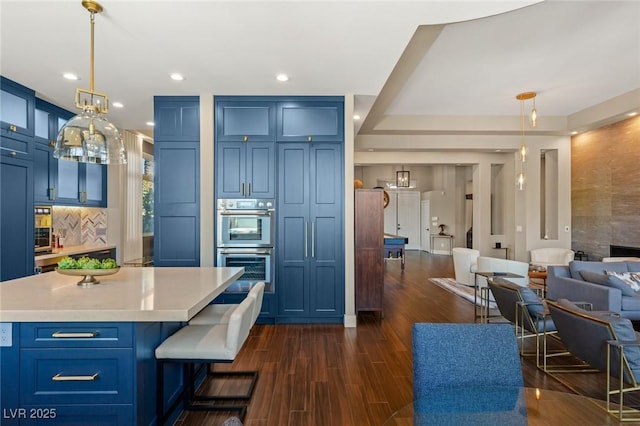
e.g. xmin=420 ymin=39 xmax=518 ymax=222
xmin=52 ymin=331 xmax=98 ymax=338
xmin=9 ymin=125 xmax=17 ymax=132
xmin=307 ymin=136 xmax=312 ymax=142
xmin=243 ymin=135 xmax=248 ymax=142
xmin=52 ymin=373 xmax=99 ymax=382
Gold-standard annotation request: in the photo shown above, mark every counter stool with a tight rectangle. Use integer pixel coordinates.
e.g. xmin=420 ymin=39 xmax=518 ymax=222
xmin=155 ymin=296 xmax=256 ymax=425
xmin=190 ymin=282 xmax=265 ymax=326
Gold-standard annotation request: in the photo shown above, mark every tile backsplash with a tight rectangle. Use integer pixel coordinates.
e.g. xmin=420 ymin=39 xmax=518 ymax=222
xmin=52 ymin=207 xmax=108 ymax=246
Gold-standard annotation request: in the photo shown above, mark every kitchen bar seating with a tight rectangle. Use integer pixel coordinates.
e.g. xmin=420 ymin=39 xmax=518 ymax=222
xmin=190 ymin=281 xmax=265 ymax=326
xmin=155 ymin=295 xmax=256 ymax=425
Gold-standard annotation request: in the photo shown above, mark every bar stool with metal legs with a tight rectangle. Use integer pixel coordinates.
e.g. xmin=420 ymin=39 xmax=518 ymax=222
xmin=155 ymin=295 xmax=256 ymax=425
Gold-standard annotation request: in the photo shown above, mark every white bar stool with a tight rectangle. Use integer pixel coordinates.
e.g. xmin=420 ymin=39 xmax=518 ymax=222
xmin=190 ymin=281 xmax=265 ymax=326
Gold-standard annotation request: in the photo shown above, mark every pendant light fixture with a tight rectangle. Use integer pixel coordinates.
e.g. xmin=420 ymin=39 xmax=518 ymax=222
xmin=396 ymin=167 xmax=410 ymax=188
xmin=55 ymin=1 xmax=127 ymax=165
xmin=515 ymin=92 xmax=537 ymax=190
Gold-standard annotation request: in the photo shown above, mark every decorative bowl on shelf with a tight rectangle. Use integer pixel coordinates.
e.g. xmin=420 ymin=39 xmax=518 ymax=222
xmin=56 ymin=267 xmax=120 ymax=286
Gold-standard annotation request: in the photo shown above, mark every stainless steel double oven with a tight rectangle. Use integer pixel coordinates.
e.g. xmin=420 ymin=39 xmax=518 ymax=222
xmin=216 ymin=199 xmax=274 ymax=292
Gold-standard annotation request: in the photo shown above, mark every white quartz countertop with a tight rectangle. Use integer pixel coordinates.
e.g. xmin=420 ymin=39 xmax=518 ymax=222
xmin=0 ymin=267 xmax=244 ymax=322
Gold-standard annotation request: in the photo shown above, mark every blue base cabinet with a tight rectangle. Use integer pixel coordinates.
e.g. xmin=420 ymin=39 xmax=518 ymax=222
xmin=154 ymin=97 xmax=200 ymax=267
xmin=1 ymin=321 xmax=183 ymax=426
xmin=276 ymin=142 xmax=344 ymax=323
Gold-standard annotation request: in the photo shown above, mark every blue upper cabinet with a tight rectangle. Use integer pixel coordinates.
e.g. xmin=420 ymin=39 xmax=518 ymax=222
xmin=34 ymin=99 xmax=74 ymax=204
xmin=0 ymin=77 xmax=35 ymax=144
xmin=215 ymin=98 xmax=276 ymax=198
xmin=277 ymin=98 xmax=344 ymax=142
xmin=215 ymin=99 xmax=275 ymax=142
xmin=154 ymin=97 xmax=200 ymax=142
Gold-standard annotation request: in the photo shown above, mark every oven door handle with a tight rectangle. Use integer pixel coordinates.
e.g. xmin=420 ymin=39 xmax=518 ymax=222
xmin=218 ymin=249 xmax=272 ymax=255
xmin=218 ymin=210 xmax=272 ymax=216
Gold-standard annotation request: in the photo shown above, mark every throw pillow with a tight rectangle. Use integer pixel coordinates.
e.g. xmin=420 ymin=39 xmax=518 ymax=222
xmin=579 ymin=270 xmax=610 ymax=286
xmin=605 ymin=271 xmax=640 ymax=293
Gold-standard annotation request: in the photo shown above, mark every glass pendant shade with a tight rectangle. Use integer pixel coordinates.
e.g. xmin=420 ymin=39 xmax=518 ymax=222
xmin=396 ymin=170 xmax=410 ymax=188
xmin=55 ymin=109 xmax=126 ymax=164
xmin=516 ymin=171 xmax=526 ymax=190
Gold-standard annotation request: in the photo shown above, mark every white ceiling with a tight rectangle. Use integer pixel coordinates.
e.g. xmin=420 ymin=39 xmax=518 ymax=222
xmin=1 ymin=0 xmax=638 ymax=138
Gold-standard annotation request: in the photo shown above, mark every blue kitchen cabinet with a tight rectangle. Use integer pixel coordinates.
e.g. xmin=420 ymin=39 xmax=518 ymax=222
xmin=55 ymin=161 xmax=107 ymax=207
xmin=216 ymin=141 xmax=275 ymax=199
xmin=154 ymin=95 xmax=200 ymax=267
xmin=0 ymin=76 xmax=35 ymax=147
xmin=276 ymin=98 xmax=344 ymax=143
xmin=215 ymin=99 xmax=275 ymax=142
xmin=154 ymin=97 xmax=199 ymax=142
xmin=33 ymin=99 xmax=74 ymax=204
xmin=276 ymin=142 xmax=344 ymax=322
xmin=0 ymin=155 xmax=34 ymax=281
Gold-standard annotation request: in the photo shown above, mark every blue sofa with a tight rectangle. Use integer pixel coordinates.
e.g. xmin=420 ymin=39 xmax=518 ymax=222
xmin=547 ymin=261 xmax=640 ymax=320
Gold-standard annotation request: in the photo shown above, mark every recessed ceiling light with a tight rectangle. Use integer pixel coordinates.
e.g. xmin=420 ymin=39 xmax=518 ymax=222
xmin=112 ymin=102 xmax=124 ymax=108
xmin=571 ymin=131 xmax=578 ymax=135
xmin=276 ymin=74 xmax=289 ymax=82
xmin=170 ymin=73 xmax=184 ymax=81
xmin=146 ymin=121 xmax=155 ymax=127
xmin=495 ymin=149 xmax=501 ymax=152
xmin=628 ymin=112 xmax=638 ymax=117
xmin=367 ymin=148 xmax=374 ymax=152
xmin=63 ymin=72 xmax=79 ymax=80
xmin=353 ymin=114 xmax=361 ymax=120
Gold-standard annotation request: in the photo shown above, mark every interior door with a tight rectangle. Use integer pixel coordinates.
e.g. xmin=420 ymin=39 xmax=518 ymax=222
xmin=396 ymin=191 xmax=420 ymax=250
xmin=383 ymin=192 xmax=397 ymax=235
xmin=421 ymin=199 xmax=431 ymax=252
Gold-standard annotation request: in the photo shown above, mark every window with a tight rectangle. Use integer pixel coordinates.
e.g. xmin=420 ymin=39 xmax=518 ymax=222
xmin=142 ymin=155 xmax=154 ymax=234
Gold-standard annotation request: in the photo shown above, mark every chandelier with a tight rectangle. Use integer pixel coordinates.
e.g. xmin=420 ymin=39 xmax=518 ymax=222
xmin=54 ymin=1 xmax=127 ymax=165
xmin=515 ymin=91 xmax=537 ymax=190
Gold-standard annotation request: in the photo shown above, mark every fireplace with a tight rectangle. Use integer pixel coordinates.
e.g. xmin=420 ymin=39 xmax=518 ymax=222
xmin=610 ymin=245 xmax=640 ymax=257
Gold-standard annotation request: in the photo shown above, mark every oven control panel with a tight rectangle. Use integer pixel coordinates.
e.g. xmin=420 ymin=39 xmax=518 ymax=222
xmin=218 ymin=199 xmax=274 ymax=210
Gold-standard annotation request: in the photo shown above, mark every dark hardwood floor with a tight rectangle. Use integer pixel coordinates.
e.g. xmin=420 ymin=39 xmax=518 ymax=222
xmin=176 ymin=251 xmax=638 ymax=425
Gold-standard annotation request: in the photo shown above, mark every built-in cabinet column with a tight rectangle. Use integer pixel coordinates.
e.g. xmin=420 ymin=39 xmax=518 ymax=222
xmin=153 ymin=96 xmax=200 ymax=267
xmin=355 ymin=189 xmax=384 ymax=316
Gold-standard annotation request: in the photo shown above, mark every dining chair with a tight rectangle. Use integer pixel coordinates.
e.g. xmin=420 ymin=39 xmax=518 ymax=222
xmin=412 ymin=322 xmax=523 ymax=400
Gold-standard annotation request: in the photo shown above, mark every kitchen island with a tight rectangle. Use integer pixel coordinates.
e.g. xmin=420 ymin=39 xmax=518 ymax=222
xmin=0 ymin=266 xmax=243 ymax=425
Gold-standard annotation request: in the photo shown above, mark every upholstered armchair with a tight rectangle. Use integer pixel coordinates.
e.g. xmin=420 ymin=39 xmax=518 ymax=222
xmin=530 ymin=248 xmax=574 ymax=267
xmin=452 ymin=247 xmax=479 ymax=286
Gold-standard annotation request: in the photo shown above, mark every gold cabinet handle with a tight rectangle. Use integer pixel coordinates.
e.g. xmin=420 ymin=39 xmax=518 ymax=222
xmin=248 ymin=182 xmax=251 ymax=196
xmin=52 ymin=373 xmax=99 ymax=382
xmin=50 ymin=187 xmax=57 ymax=201
xmin=49 ymin=140 xmax=55 ymax=148
xmin=241 ymin=183 xmax=245 ymax=196
xmin=9 ymin=124 xmax=17 ymax=132
xmin=243 ymin=135 xmax=248 ymax=142
xmin=52 ymin=331 xmax=98 ymax=338
xmin=10 ymin=151 xmax=16 ymax=156
xmin=307 ymin=136 xmax=312 ymax=142
xmin=311 ymin=222 xmax=315 ymax=258
xmin=304 ymin=221 xmax=308 ymax=258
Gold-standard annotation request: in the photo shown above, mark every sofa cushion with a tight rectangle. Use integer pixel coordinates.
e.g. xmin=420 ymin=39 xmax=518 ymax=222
xmin=579 ymin=270 xmax=637 ymax=297
xmin=579 ymin=270 xmax=610 ymax=286
xmin=621 ymin=295 xmax=640 ymax=312
xmin=569 ymin=260 xmax=627 ymax=280
xmin=605 ymin=316 xmax=640 ymax=372
xmin=605 ymin=271 xmax=640 ymax=292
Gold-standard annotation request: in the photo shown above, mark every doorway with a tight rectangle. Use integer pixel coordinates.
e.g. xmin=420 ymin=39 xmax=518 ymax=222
xmin=420 ymin=200 xmax=431 ymax=252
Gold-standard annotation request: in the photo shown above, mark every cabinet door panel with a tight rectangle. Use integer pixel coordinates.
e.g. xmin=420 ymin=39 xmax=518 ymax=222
xmin=277 ymin=101 xmax=344 ymax=142
xmin=278 ymin=265 xmax=306 ymax=315
xmin=216 ymin=102 xmax=275 ymax=142
xmin=156 ymin=145 xmax=199 ymax=204
xmin=0 ymin=77 xmax=35 ymax=142
xmin=154 ymin=99 xmax=200 ymax=142
xmin=278 ymin=144 xmax=308 ymax=207
xmin=216 ymin=142 xmax=244 ymax=198
xmin=1 ymin=156 xmax=34 ymax=281
xmin=34 ymin=144 xmax=55 ymax=203
xmin=246 ymin=142 xmax=275 ymax=198
xmin=84 ymin=163 xmax=106 ymax=206
xmin=57 ymin=160 xmax=80 ymax=203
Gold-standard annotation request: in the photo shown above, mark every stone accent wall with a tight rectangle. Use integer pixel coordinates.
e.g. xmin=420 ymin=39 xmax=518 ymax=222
xmin=572 ymin=115 xmax=640 ymax=260
xmin=51 ymin=207 xmax=108 ymax=247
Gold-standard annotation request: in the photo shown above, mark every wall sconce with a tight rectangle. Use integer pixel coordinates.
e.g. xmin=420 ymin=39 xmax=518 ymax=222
xmin=396 ymin=170 xmax=410 ymax=188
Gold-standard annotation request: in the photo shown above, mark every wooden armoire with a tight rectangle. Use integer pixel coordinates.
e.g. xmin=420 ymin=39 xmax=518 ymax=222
xmin=355 ymin=189 xmax=384 ymax=316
